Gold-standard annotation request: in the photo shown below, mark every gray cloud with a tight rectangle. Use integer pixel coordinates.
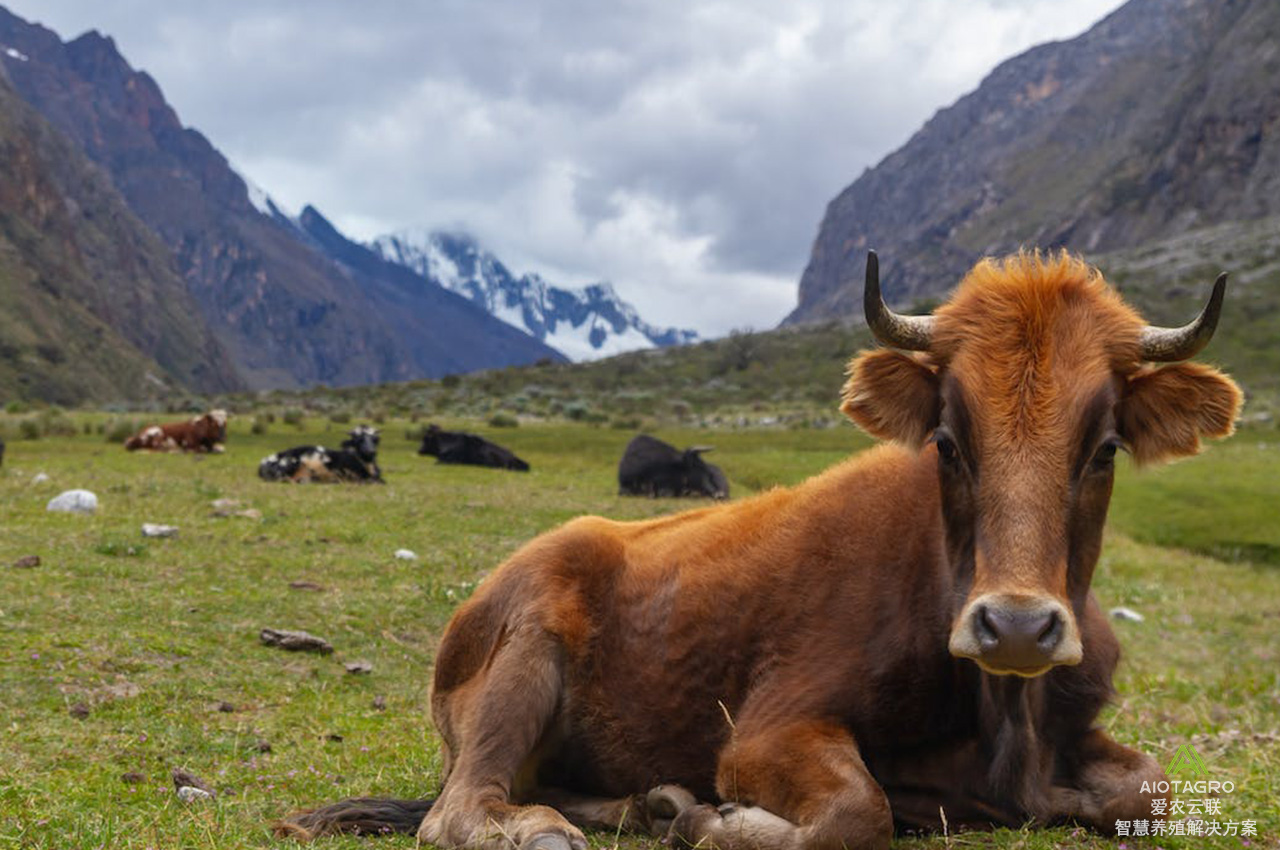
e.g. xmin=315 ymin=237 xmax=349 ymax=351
xmin=6 ymin=0 xmax=1123 ymax=335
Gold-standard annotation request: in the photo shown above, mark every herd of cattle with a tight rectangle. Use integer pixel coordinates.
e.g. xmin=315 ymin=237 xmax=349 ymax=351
xmin=119 ymin=415 xmax=731 ymax=498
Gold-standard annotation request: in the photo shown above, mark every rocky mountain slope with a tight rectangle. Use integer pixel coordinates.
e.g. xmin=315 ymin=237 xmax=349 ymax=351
xmin=288 ymin=207 xmax=569 ymax=375
xmin=0 ymin=7 xmax=562 ymax=394
xmin=0 ymin=69 xmax=240 ymax=403
xmin=788 ymin=0 xmax=1280 ymax=323
xmin=372 ymin=231 xmax=698 ymax=360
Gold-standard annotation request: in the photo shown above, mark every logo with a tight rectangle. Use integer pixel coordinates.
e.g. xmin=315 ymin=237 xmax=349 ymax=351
xmin=1166 ymin=743 xmax=1208 ymax=779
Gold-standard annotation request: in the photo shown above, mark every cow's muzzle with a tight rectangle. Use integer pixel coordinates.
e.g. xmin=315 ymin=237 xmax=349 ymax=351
xmin=949 ymin=594 xmax=1082 ymax=676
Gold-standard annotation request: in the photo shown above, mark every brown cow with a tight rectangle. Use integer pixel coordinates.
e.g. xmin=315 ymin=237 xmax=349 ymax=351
xmin=278 ymin=253 xmax=1242 ymax=849
xmin=124 ymin=410 xmax=228 ymax=453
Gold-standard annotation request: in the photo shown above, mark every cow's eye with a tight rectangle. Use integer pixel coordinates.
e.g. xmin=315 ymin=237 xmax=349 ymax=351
xmin=1090 ymin=438 xmax=1123 ymax=472
xmin=932 ymin=430 xmax=960 ymax=466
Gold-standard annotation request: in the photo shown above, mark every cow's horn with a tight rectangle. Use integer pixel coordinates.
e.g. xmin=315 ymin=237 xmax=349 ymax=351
xmin=864 ymin=251 xmax=935 ymax=351
xmin=1138 ymin=273 xmax=1227 ymax=362
xmin=688 ymin=445 xmax=715 ymax=454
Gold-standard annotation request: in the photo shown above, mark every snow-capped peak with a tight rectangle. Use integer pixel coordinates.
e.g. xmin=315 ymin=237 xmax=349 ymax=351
xmin=370 ymin=230 xmax=697 ymax=361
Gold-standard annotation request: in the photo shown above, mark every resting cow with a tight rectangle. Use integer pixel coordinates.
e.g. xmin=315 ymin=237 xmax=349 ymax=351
xmin=418 ymin=424 xmax=529 ymax=471
xmin=124 ymin=410 xmax=228 ymax=453
xmin=618 ymin=434 xmax=728 ymax=499
xmin=258 ymin=425 xmax=384 ymax=484
xmin=280 ymin=252 xmax=1242 ymax=849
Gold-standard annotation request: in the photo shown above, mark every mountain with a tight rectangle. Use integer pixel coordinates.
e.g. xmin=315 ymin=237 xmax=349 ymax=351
xmin=0 ymin=67 xmax=240 ymax=403
xmin=787 ymin=0 xmax=1280 ymax=323
xmin=372 ymin=231 xmax=699 ymax=360
xmin=288 ymin=207 xmax=568 ymax=375
xmin=0 ymin=7 xmax=563 ymax=393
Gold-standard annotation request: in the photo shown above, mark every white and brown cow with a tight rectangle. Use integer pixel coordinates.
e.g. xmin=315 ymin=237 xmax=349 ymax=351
xmin=124 ymin=410 xmax=228 ymax=453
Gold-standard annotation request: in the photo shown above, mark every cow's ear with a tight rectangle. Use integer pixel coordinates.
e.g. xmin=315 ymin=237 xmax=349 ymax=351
xmin=1120 ymin=362 xmax=1243 ymax=466
xmin=841 ymin=349 xmax=940 ymax=447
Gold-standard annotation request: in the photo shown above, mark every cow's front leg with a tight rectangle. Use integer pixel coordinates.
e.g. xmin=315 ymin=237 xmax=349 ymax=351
xmin=672 ymin=718 xmax=891 ymax=850
xmin=1052 ymin=728 xmax=1164 ymax=833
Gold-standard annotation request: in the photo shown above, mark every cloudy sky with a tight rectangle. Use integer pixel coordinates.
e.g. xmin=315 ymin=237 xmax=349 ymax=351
xmin=8 ymin=0 xmax=1123 ymax=336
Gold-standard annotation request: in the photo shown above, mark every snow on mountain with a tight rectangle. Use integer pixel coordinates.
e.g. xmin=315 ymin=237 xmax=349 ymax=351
xmin=229 ymin=162 xmax=285 ymax=218
xmin=371 ymin=231 xmax=699 ymax=361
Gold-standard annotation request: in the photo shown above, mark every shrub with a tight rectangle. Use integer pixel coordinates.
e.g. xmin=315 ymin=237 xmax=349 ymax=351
xmin=282 ymin=408 xmax=305 ymax=428
xmin=37 ymin=410 xmax=78 ymax=437
xmin=18 ymin=419 xmax=40 ymax=440
xmin=250 ymin=416 xmax=270 ymax=435
xmin=105 ymin=418 xmax=140 ymax=443
xmin=488 ymin=412 xmax=519 ymax=428
xmin=328 ymin=411 xmax=352 ymax=425
xmin=611 ymin=416 xmax=642 ymax=430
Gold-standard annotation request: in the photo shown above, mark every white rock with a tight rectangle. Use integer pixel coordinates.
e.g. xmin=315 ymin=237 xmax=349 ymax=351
xmin=394 ymin=549 xmax=417 ymax=561
xmin=141 ymin=523 xmax=179 ymax=538
xmin=31 ymin=472 xmax=50 ymax=485
xmin=1109 ymin=606 xmax=1145 ymax=623
xmin=176 ymin=785 xmax=212 ymax=802
xmin=46 ymin=489 xmax=98 ymax=514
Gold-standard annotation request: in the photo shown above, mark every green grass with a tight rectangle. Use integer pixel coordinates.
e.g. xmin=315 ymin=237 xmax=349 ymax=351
xmin=1 ymin=419 xmax=1277 ymax=849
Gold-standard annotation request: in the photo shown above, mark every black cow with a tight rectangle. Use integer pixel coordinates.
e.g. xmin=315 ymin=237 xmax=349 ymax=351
xmin=417 ymin=424 xmax=529 ymax=471
xmin=618 ymin=434 xmax=728 ymax=499
xmin=258 ymin=425 xmax=384 ymax=483
xmin=0 ymin=436 xmax=5 ymax=467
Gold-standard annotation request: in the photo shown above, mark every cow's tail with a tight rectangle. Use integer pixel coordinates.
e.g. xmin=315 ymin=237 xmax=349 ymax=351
xmin=274 ymin=796 xmax=435 ymax=841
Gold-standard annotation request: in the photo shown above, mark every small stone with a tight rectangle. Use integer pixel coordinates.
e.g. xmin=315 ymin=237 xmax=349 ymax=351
xmin=255 ymin=739 xmax=272 ymax=753
xmin=69 ymin=702 xmax=90 ymax=719
xmin=1109 ymin=606 xmax=1145 ymax=623
xmin=141 ymin=523 xmax=178 ymax=538
xmin=394 ymin=549 xmax=417 ymax=561
xmin=31 ymin=472 xmax=50 ymax=485
xmin=46 ymin=489 xmax=98 ymax=514
xmin=121 ymin=772 xmax=145 ymax=784
xmin=289 ymin=580 xmax=324 ymax=592
xmin=372 ymin=695 xmax=386 ymax=711
xmin=260 ymin=628 xmax=334 ymax=654
xmin=326 ymin=733 xmax=344 ymax=743
xmin=236 ymin=509 xmax=263 ymax=520
xmin=172 ymin=769 xmax=215 ymax=798
xmin=12 ymin=555 xmax=40 ymax=569
xmin=216 ymin=701 xmax=235 ymax=713
xmin=210 ymin=498 xmax=241 ymax=516
xmin=344 ymin=661 xmax=373 ymax=675
xmin=177 ymin=786 xmax=213 ymax=802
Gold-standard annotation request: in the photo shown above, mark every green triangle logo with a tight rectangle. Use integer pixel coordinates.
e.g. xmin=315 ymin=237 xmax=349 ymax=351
xmin=1166 ymin=743 xmax=1207 ymax=778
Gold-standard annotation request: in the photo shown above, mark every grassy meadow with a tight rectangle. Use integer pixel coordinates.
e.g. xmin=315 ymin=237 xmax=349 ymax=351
xmin=0 ymin=415 xmax=1277 ymax=849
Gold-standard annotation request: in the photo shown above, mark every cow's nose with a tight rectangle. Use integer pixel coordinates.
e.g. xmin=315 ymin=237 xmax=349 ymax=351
xmin=971 ymin=602 xmax=1063 ymax=673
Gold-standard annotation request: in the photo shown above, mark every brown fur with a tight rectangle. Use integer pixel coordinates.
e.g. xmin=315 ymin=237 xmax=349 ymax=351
xmin=279 ymin=253 xmax=1241 ymax=849
xmin=124 ymin=411 xmax=228 ymax=453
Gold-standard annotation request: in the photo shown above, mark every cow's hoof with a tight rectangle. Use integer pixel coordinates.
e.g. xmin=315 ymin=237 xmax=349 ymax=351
xmin=646 ymin=784 xmax=698 ymax=837
xmin=667 ymin=803 xmax=721 ymax=847
xmin=519 ymin=831 xmax=584 ymax=850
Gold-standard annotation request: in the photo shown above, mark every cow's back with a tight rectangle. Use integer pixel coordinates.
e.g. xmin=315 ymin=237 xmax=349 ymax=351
xmin=618 ymin=434 xmax=681 ymax=494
